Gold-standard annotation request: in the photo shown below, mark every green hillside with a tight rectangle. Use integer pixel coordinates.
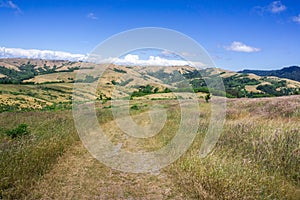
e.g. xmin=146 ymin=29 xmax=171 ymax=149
xmin=239 ymin=66 xmax=300 ymax=82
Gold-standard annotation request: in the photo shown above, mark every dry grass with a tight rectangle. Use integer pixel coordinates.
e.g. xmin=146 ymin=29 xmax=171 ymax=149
xmin=23 ymin=72 xmax=76 ymax=84
xmin=0 ymin=111 xmax=78 ymax=199
xmin=27 ymin=142 xmax=183 ymax=200
xmin=245 ymin=85 xmax=260 ymax=93
xmin=0 ymin=96 xmax=299 ymax=199
xmin=170 ymin=96 xmax=300 ymax=199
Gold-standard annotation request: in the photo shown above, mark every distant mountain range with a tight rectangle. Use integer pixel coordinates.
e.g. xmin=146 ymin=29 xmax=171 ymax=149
xmin=239 ymin=66 xmax=300 ymax=82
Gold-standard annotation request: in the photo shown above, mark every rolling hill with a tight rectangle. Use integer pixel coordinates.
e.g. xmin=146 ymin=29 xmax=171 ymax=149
xmin=239 ymin=66 xmax=300 ymax=82
xmin=0 ymin=58 xmax=299 ymax=112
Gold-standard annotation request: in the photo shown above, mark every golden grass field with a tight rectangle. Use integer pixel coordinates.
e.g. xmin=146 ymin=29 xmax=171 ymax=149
xmin=0 ymin=95 xmax=299 ymax=199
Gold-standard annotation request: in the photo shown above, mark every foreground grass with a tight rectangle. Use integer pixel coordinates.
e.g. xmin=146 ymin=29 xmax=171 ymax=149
xmin=0 ymin=102 xmax=153 ymax=199
xmin=170 ymin=96 xmax=300 ymax=199
xmin=0 ymin=96 xmax=299 ymax=199
xmin=0 ymin=111 xmax=78 ymax=199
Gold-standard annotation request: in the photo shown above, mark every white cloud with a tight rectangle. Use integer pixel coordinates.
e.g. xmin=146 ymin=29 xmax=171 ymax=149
xmin=87 ymin=12 xmax=98 ymax=20
xmin=292 ymin=14 xmax=300 ymax=24
xmin=225 ymin=41 xmax=261 ymax=53
xmin=0 ymin=47 xmax=87 ymax=61
xmin=269 ymin=1 xmax=287 ymax=13
xmin=0 ymin=0 xmax=22 ymax=14
xmin=0 ymin=47 xmax=204 ymax=66
xmin=99 ymin=54 xmax=204 ymax=67
xmin=253 ymin=1 xmax=287 ymax=15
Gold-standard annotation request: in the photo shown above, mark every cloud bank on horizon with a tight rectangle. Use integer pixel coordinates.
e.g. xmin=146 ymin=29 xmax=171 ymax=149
xmin=105 ymin=54 xmax=201 ymax=67
xmin=0 ymin=46 xmax=200 ymax=66
xmin=0 ymin=47 xmax=87 ymax=61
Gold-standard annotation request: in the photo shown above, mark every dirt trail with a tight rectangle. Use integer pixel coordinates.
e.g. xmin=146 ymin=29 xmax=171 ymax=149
xmin=28 ymin=143 xmax=184 ymax=199
xmin=28 ymin=111 xmax=185 ymax=199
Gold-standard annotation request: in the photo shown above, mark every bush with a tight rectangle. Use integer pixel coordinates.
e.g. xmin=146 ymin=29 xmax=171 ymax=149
xmin=113 ymin=68 xmax=127 ymax=73
xmin=6 ymin=124 xmax=30 ymax=138
xmin=205 ymin=93 xmax=211 ymax=103
xmin=119 ymin=78 xmax=133 ymax=86
xmin=130 ymin=104 xmax=139 ymax=110
xmin=111 ymin=80 xmax=118 ymax=85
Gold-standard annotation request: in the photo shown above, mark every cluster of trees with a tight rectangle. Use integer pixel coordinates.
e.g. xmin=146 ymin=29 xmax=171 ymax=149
xmin=178 ymin=70 xmax=299 ymax=98
xmin=0 ymin=62 xmax=69 ymax=84
xmin=0 ymin=63 xmax=38 ymax=84
xmin=131 ymin=85 xmax=170 ymax=98
xmin=0 ymin=62 xmax=87 ymax=84
xmin=111 ymin=78 xmax=134 ymax=86
xmin=239 ymin=66 xmax=300 ymax=82
xmin=256 ymin=84 xmax=299 ymax=97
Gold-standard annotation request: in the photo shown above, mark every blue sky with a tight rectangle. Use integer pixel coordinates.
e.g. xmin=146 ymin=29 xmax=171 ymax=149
xmin=0 ymin=0 xmax=300 ymax=70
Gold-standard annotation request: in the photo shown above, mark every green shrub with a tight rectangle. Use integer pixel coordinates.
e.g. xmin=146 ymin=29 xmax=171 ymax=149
xmin=205 ymin=93 xmax=211 ymax=103
xmin=113 ymin=68 xmax=127 ymax=73
xmin=130 ymin=104 xmax=139 ymax=110
xmin=111 ymin=80 xmax=118 ymax=85
xmin=6 ymin=124 xmax=30 ymax=138
xmin=119 ymin=78 xmax=134 ymax=86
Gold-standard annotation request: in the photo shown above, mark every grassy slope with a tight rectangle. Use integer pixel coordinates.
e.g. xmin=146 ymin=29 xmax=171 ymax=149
xmin=0 ymin=96 xmax=299 ymax=199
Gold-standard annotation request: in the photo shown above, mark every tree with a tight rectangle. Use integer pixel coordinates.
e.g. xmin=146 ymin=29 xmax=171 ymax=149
xmin=164 ymin=88 xmax=171 ymax=93
xmin=205 ymin=93 xmax=211 ymax=103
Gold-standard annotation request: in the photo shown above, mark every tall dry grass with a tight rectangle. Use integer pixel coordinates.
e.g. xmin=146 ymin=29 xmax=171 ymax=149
xmin=170 ymin=96 xmax=300 ymax=199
